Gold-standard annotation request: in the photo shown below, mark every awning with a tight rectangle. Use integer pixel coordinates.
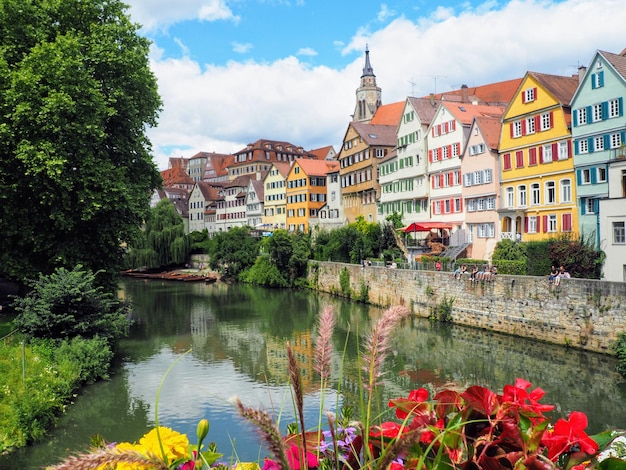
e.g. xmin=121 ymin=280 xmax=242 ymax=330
xmin=402 ymin=222 xmax=452 ymax=233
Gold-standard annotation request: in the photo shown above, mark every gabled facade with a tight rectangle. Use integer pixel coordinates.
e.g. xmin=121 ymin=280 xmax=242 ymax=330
xmin=309 ymin=145 xmax=337 ymax=160
xmin=379 ymin=97 xmax=439 ymax=224
xmin=229 ymin=139 xmax=320 ymax=181
xmin=202 ymin=152 xmax=233 ymax=183
xmin=315 ymin=167 xmax=343 ymax=231
xmin=215 ymin=175 xmax=251 ymax=232
xmin=262 ymin=162 xmax=290 ymax=230
xmin=188 ymin=182 xmax=219 ymax=233
xmin=428 ymin=102 xmax=504 ymax=231
xmin=570 ymin=50 xmax=626 ymax=247
xmin=461 ymin=116 xmax=503 ymax=260
xmin=337 ymin=120 xmax=397 ymax=223
xmin=246 ymin=179 xmax=264 ymax=229
xmin=498 ymin=72 xmax=579 ymax=241
xmin=598 ymin=158 xmax=626 ymax=281
xmin=285 ymin=159 xmax=339 ymax=232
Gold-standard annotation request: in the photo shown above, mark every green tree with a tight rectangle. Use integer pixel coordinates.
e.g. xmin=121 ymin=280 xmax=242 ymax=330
xmin=124 ymin=199 xmax=191 ymax=270
xmin=12 ymin=265 xmax=129 ymax=342
xmin=492 ymin=239 xmax=528 ymax=261
xmin=0 ymin=0 xmax=162 ymax=291
xmin=209 ymin=227 xmax=260 ymax=279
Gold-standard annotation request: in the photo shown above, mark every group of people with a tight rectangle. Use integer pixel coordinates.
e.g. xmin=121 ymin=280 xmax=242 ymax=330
xmin=452 ymin=264 xmax=498 ymax=281
xmin=548 ymin=265 xmax=570 ymax=285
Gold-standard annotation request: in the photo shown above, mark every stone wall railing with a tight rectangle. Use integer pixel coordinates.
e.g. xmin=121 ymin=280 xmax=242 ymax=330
xmin=308 ymin=261 xmax=626 ymax=355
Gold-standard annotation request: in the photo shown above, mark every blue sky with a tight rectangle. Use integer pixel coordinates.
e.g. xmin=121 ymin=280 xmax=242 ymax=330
xmin=123 ymin=0 xmax=626 ymax=170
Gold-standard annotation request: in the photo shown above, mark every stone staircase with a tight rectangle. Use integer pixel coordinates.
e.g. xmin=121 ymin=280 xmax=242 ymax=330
xmin=444 ymin=243 xmax=471 ymax=261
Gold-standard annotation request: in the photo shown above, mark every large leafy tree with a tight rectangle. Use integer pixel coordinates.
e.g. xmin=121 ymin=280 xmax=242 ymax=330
xmin=209 ymin=227 xmax=260 ymax=279
xmin=0 ymin=0 xmax=162 ymax=290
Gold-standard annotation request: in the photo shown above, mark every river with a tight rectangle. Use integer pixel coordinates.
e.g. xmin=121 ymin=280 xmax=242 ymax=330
xmin=1 ymin=279 xmax=625 ymax=469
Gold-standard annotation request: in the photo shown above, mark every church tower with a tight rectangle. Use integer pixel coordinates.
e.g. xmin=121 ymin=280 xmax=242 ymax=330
xmin=353 ymin=45 xmax=382 ymax=123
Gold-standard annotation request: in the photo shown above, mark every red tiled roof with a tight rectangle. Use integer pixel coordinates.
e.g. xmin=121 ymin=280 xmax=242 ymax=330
xmin=295 ymin=159 xmax=340 ymax=176
xmin=309 ymin=145 xmax=335 ymax=159
xmin=161 ymin=166 xmax=194 ymax=187
xmin=429 ymin=78 xmax=523 ymax=105
xmin=444 ymin=102 xmax=505 ymax=126
xmin=527 ymin=72 xmax=579 ymax=105
xmin=370 ymin=101 xmax=404 ymax=126
xmin=474 ymin=116 xmax=503 ymax=151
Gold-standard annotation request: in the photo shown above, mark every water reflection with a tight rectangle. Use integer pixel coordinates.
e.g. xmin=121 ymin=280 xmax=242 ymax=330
xmin=2 ymin=279 xmax=625 ymax=469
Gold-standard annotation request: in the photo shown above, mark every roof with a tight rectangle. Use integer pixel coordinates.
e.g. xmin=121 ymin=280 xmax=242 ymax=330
xmin=429 ymin=78 xmax=523 ymax=105
xmin=599 ymin=49 xmax=626 ymax=81
xmin=226 ymin=174 xmax=253 ymax=188
xmin=195 ymin=181 xmax=220 ymax=201
xmin=370 ymin=101 xmax=404 ymax=126
xmin=250 ymin=179 xmax=264 ymax=199
xmin=474 ymin=116 xmax=503 ymax=151
xmin=161 ymin=165 xmax=194 ymax=187
xmin=294 ymin=159 xmax=340 ymax=176
xmin=351 ymin=121 xmax=398 ymax=146
xmin=527 ymin=72 xmax=579 ymax=105
xmin=309 ymin=145 xmax=336 ymax=160
xmin=406 ymin=97 xmax=441 ymax=125
xmin=444 ymin=102 xmax=505 ymax=126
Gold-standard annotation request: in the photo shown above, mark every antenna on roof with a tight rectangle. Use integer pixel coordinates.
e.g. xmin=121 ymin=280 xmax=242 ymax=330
xmin=432 ymin=75 xmax=447 ymax=95
xmin=408 ymin=78 xmax=416 ymax=97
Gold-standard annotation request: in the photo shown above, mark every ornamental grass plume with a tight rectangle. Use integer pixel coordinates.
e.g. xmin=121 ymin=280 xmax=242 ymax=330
xmin=287 ymin=342 xmax=308 ymax=468
xmin=313 ymin=305 xmax=335 ymax=382
xmin=234 ymin=397 xmax=290 ymax=470
xmin=46 ymin=447 xmax=168 ymax=470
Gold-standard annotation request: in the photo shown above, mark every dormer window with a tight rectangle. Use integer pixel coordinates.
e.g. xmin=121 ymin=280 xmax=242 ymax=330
xmin=522 ymin=87 xmax=536 ymax=103
xmin=596 ymin=60 xmax=603 ymax=69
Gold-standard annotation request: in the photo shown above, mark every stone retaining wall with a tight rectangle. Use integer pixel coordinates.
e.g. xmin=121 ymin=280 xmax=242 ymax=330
xmin=308 ymin=261 xmax=626 ymax=355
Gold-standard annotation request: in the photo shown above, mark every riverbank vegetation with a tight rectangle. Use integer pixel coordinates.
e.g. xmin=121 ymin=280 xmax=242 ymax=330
xmin=0 ymin=266 xmax=130 ymax=453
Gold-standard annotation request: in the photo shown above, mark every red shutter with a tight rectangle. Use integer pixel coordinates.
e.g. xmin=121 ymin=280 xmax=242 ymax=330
xmin=509 ymin=123 xmax=514 ymax=138
xmin=447 ymin=145 xmax=452 ymax=158
xmin=431 ymin=175 xmax=435 ymax=188
xmin=535 ymin=115 xmax=540 ymax=131
xmin=539 ymin=146 xmax=544 ymax=163
xmin=432 ymin=127 xmax=435 ymax=137
xmin=533 ymin=87 xmax=538 ymax=99
xmin=552 ymin=143 xmax=558 ymax=161
xmin=529 ymin=147 xmax=537 ymax=165
xmin=458 ymin=198 xmax=463 ymax=211
xmin=429 ymin=150 xmax=433 ymax=162
xmin=440 ymin=201 xmax=444 ymax=213
xmin=444 ymin=122 xmax=448 ymax=133
xmin=524 ymin=217 xmax=529 ymax=233
xmin=439 ymin=174 xmax=444 ymax=187
xmin=542 ymin=216 xmax=548 ymax=233
xmin=567 ymin=140 xmax=572 ymax=158
xmin=438 ymin=124 xmax=442 ymax=135
xmin=549 ymin=111 xmax=554 ymax=129
xmin=522 ymin=93 xmax=526 ymax=104
xmin=562 ymin=213 xmax=572 ymax=231
xmin=456 ymin=142 xmax=461 ymax=155
xmin=503 ymin=153 xmax=511 ymax=170
xmin=537 ymin=216 xmax=541 ymax=233
xmin=522 ymin=120 xmax=527 ymax=135
xmin=451 ymin=120 xmax=456 ymax=131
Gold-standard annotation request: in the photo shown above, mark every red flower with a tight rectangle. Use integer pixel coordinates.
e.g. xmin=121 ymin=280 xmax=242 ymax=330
xmin=389 ymin=388 xmax=430 ymax=420
xmin=541 ymin=411 xmax=598 ymax=461
xmin=501 ymin=378 xmax=555 ymax=415
xmin=370 ymin=421 xmax=405 ymax=439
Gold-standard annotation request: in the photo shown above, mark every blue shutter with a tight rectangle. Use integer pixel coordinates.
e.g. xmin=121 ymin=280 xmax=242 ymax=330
xmin=576 ymin=169 xmax=582 ymax=185
xmin=602 ymin=101 xmax=609 ymax=121
xmin=599 ymin=71 xmax=605 ymax=87
xmin=587 ymin=105 xmax=593 ymax=121
xmin=573 ymin=109 xmax=578 ymax=127
xmin=591 ymin=74 xmax=597 ymax=89
xmin=590 ymin=168 xmax=597 ymax=184
xmin=588 ymin=137 xmax=594 ymax=152
xmin=593 ymin=198 xmax=599 ymax=213
xmin=619 ymin=97 xmax=624 ymax=117
xmin=604 ymin=134 xmax=611 ymax=149
xmin=581 ymin=198 xmax=586 ymax=215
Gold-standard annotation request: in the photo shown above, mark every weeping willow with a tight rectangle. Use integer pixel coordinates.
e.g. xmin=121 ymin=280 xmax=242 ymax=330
xmin=124 ymin=200 xmax=191 ymax=270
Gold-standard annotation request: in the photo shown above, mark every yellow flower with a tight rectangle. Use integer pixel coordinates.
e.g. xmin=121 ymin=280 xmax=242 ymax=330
xmin=139 ymin=426 xmax=190 ymax=462
xmin=235 ymin=463 xmax=261 ymax=470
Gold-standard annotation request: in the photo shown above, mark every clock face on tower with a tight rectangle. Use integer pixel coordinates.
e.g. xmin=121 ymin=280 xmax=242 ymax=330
xmin=357 ymin=91 xmax=365 ymax=100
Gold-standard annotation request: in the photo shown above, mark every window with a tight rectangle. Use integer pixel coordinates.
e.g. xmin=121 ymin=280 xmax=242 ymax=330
xmin=577 ymin=107 xmax=588 ymax=126
xmin=545 ymin=181 xmax=556 ymax=204
xmin=558 ymin=141 xmax=569 ymax=160
xmin=548 ymin=215 xmax=557 ymax=232
xmin=560 ymin=179 xmax=572 ymax=203
xmin=512 ymin=121 xmax=522 ymax=138
xmin=523 ymin=88 xmax=536 ymax=103
xmin=610 ymin=132 xmax=622 ymax=149
xmin=578 ymin=139 xmax=588 ymax=154
xmin=531 ymin=183 xmax=540 ymax=205
xmin=597 ymin=167 xmax=607 ymax=182
xmin=527 ymin=216 xmax=537 ymax=234
xmin=594 ymin=136 xmax=605 ymax=152
xmin=592 ymin=103 xmax=603 ymax=122
xmin=585 ymin=198 xmax=595 ymax=214
xmin=518 ymin=185 xmax=527 ymax=207
xmin=609 ymin=98 xmax=621 ymax=118
xmin=592 ymin=71 xmax=604 ymax=89
xmin=526 ymin=117 xmax=536 ymax=134
xmin=614 ymin=222 xmax=626 ymax=244
xmin=506 ymin=187 xmax=514 ymax=208
xmin=543 ymin=144 xmax=552 ymax=162
xmin=581 ymin=168 xmax=591 ymax=184
xmin=541 ymin=112 xmax=552 ymax=131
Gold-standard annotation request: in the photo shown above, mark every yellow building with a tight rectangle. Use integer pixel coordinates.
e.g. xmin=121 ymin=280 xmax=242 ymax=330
xmin=286 ymin=159 xmax=339 ymax=232
xmin=498 ymin=72 xmax=580 ymax=241
xmin=262 ymin=162 xmax=290 ymax=230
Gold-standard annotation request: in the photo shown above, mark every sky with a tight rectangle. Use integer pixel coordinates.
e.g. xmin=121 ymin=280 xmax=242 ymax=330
xmin=122 ymin=0 xmax=626 ymax=171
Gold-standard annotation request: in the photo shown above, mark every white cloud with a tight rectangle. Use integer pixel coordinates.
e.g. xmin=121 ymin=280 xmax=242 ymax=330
xmin=232 ymin=42 xmax=253 ymax=54
xmin=377 ymin=3 xmax=397 ymax=22
xmin=127 ymin=0 xmax=238 ymax=31
xmin=297 ymin=47 xmax=318 ymax=57
xmin=144 ymin=0 xmax=626 ymax=170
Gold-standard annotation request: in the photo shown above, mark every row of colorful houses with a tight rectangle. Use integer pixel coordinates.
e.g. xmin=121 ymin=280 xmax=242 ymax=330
xmin=156 ymin=47 xmax=626 ymax=282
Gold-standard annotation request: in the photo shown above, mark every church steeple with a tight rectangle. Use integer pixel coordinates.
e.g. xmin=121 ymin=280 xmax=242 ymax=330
xmin=353 ymin=44 xmax=382 ymax=123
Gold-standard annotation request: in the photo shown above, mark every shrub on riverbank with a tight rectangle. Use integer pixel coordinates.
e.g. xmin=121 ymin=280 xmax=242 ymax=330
xmin=0 ymin=336 xmax=113 ymax=452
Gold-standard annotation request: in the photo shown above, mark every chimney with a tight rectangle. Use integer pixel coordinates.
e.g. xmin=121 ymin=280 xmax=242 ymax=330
xmin=429 ymin=93 xmax=435 ymax=105
xmin=461 ymin=84 xmax=468 ymax=103
xmin=578 ymin=66 xmax=587 ymax=83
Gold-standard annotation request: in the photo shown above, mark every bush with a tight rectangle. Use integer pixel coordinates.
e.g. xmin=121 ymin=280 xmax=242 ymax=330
xmin=12 ymin=265 xmax=129 ymax=343
xmin=614 ymin=332 xmax=626 ymax=377
xmin=240 ymin=256 xmax=289 ymax=288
